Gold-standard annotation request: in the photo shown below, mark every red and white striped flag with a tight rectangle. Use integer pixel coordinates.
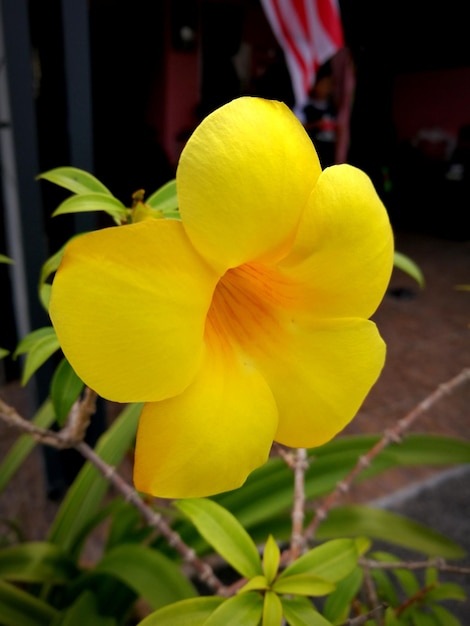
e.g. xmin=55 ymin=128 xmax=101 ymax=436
xmin=260 ymin=0 xmax=344 ymax=111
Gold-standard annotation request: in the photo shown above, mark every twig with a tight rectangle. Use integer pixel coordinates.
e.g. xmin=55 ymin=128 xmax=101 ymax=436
xmin=271 ymin=442 xmax=296 ymax=469
xmin=360 ymin=557 xmax=470 ymax=575
xmin=339 ymin=603 xmax=388 ymax=626
xmin=395 ymin=585 xmax=435 ymax=617
xmin=362 ymin=563 xmax=384 ymax=626
xmin=304 ymin=368 xmax=470 ymax=540
xmin=0 ymin=394 xmax=228 ymax=595
xmin=288 ymin=448 xmax=308 ymax=562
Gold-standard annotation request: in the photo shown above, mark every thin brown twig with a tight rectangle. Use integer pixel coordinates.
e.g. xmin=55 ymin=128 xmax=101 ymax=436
xmin=288 ymin=447 xmax=308 ymax=563
xmin=304 ymin=367 xmax=470 ymax=541
xmin=0 ymin=393 xmax=228 ymax=595
xmin=360 ymin=557 xmax=470 ymax=575
xmin=339 ymin=603 xmax=388 ymax=626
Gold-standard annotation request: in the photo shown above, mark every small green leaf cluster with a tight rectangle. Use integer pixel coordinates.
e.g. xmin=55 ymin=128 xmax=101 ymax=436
xmin=369 ymin=552 xmax=466 ymax=625
xmin=141 ymin=498 xmax=364 ymax=626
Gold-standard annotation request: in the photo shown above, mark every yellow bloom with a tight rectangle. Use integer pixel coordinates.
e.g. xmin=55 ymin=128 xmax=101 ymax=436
xmin=50 ymin=97 xmax=393 ymax=498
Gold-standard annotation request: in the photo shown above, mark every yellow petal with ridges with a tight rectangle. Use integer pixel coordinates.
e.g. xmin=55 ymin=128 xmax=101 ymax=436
xmin=50 ymin=219 xmax=218 ymax=402
xmin=281 ymin=164 xmax=394 ymax=319
xmin=133 ymin=337 xmax=278 ymax=498
xmin=177 ymin=97 xmax=321 ymax=272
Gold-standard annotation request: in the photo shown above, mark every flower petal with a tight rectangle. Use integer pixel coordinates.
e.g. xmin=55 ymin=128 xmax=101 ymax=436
xmin=133 ymin=341 xmax=278 ymax=498
xmin=252 ymin=317 xmax=386 ymax=448
xmin=50 ymin=219 xmax=217 ymax=402
xmin=177 ymin=97 xmax=321 ymax=271
xmin=280 ymin=164 xmax=394 ymax=319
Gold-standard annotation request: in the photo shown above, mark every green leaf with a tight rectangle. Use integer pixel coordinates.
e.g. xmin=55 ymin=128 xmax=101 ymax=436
xmin=323 ymin=566 xmax=363 ymax=622
xmin=48 ymin=402 xmax=141 ymax=555
xmin=37 ymin=166 xmax=113 ymax=196
xmin=372 ymin=551 xmax=420 ymax=597
xmin=273 ymin=573 xmax=336 ymax=596
xmin=145 ymin=179 xmax=178 ymax=212
xmin=55 ymin=591 xmax=116 ymax=626
xmin=175 ymin=499 xmax=262 ymax=579
xmin=0 ymin=541 xmax=78 ymax=583
xmin=38 ymin=243 xmax=67 ymax=310
xmin=212 ymin=434 xmax=470 ymax=539
xmin=384 ymin=606 xmax=402 ymax=626
xmin=52 ymin=193 xmax=127 ymax=224
xmin=262 ymin=591 xmax=283 ymax=626
xmin=409 ymin=612 xmax=440 ymax=626
xmin=14 ymin=326 xmax=56 ymax=357
xmin=13 ymin=326 xmax=60 ymax=385
xmin=204 ymin=591 xmax=263 ymax=626
xmin=263 ymin=535 xmax=280 ymax=584
xmin=281 ymin=596 xmax=334 ymax=626
xmin=394 ymin=251 xmax=425 ymax=287
xmin=0 ymin=348 xmax=9 ymax=359
xmin=316 ymin=506 xmax=465 ymax=559
xmin=425 ymin=582 xmax=467 ymax=603
xmin=94 ymin=544 xmax=196 ymax=610
xmin=138 ymin=597 xmax=225 ymax=626
xmin=278 ymin=539 xmax=358 ymax=583
xmin=431 ymin=604 xmax=463 ymax=626
xmin=370 ymin=569 xmax=399 ymax=606
xmin=239 ymin=575 xmax=270 ymax=593
xmin=0 ymin=400 xmax=55 ymax=495
xmin=0 ymin=579 xmax=59 ymax=626
xmin=50 ymin=358 xmax=84 ymax=426
xmin=0 ymin=253 xmax=13 ymax=264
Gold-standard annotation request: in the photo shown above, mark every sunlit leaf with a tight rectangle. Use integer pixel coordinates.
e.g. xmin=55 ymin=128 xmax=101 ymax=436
xmin=281 ymin=596 xmax=334 ymax=626
xmin=175 ymin=499 xmax=262 ymax=579
xmin=0 ymin=254 xmax=13 ymax=264
xmin=50 ymin=358 xmax=84 ymax=426
xmin=37 ymin=166 xmax=113 ymax=196
xmin=0 ymin=348 xmax=9 ymax=359
xmin=52 ymin=193 xmax=128 ymax=225
xmin=263 ymin=534 xmax=280 ymax=584
xmin=394 ymin=251 xmax=425 ymax=287
xmin=262 ymin=591 xmax=283 ymax=626
xmin=278 ymin=539 xmax=358 ymax=583
xmin=204 ymin=591 xmax=263 ymax=626
xmin=273 ymin=573 xmax=335 ymax=596
xmin=238 ymin=575 xmax=270 ymax=593
xmin=138 ymin=597 xmax=225 ymax=626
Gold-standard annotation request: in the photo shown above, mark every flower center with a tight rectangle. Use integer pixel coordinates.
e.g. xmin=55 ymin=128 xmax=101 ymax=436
xmin=205 ymin=263 xmax=297 ymax=354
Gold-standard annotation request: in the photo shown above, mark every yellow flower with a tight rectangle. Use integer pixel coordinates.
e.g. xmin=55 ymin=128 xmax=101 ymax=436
xmin=50 ymin=97 xmax=393 ymax=498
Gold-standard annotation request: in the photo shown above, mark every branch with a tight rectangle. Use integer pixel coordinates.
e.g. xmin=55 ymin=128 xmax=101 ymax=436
xmin=360 ymin=557 xmax=470 ymax=575
xmin=304 ymin=367 xmax=470 ymax=540
xmin=0 ymin=393 xmax=228 ymax=595
xmin=339 ymin=603 xmax=388 ymax=626
xmin=288 ymin=448 xmax=308 ymax=562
